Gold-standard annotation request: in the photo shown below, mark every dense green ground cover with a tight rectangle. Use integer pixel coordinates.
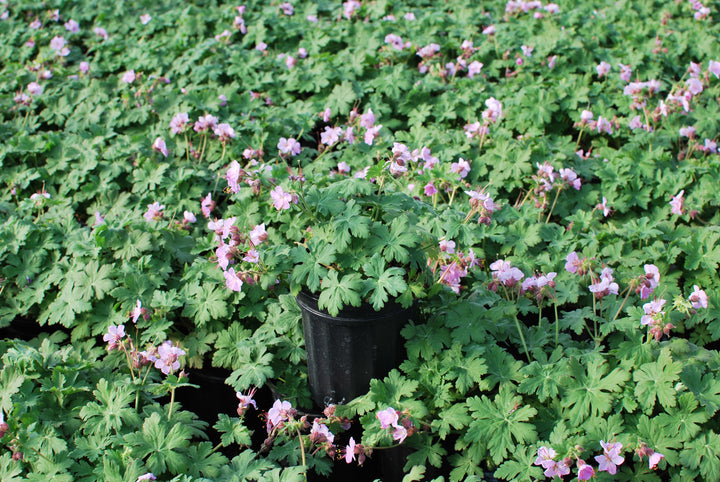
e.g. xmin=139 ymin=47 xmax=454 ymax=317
xmin=1 ymin=0 xmax=720 ymax=480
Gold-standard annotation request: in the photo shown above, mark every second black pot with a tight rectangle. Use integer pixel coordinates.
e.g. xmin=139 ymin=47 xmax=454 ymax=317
xmin=296 ymin=291 xmax=415 ymax=408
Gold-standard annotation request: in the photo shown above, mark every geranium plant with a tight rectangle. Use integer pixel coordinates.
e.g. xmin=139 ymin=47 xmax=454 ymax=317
xmin=209 ymin=152 xmax=494 ymax=316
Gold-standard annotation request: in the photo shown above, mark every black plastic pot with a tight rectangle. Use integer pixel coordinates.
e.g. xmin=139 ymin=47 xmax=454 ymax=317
xmin=296 ymin=291 xmax=415 ymax=408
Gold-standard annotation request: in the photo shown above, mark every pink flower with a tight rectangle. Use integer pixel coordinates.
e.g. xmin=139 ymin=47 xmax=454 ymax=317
xmin=589 ymin=267 xmax=619 ymax=297
xmin=360 ymin=109 xmax=375 ymax=129
xmin=103 ymin=324 xmax=125 ymax=351
xmin=137 ymin=474 xmax=157 ymax=481
xmin=194 ymin=114 xmax=218 ymax=133
xmin=213 ymin=123 xmax=236 ymax=142
xmin=439 ymin=240 xmax=456 ymax=254
xmin=271 ymin=186 xmax=293 ymax=210
xmin=79 ymin=61 xmax=90 ymax=74
xmin=183 ymin=211 xmax=196 ymax=223
xmin=679 ymin=126 xmax=696 ymax=138
xmin=482 ymin=97 xmax=503 ymax=123
xmin=384 ymin=33 xmax=406 ymax=50
xmin=343 ymin=0 xmax=361 ymax=18
xmin=595 ymin=441 xmax=624 ymax=475
xmin=27 ymin=82 xmax=43 ymax=96
xmin=279 ymin=2 xmax=294 ymax=15
xmin=577 ymin=461 xmax=595 ymax=480
xmin=321 ymin=126 xmax=343 ymax=146
xmin=226 ymin=160 xmax=242 ymax=193
xmin=648 ymin=451 xmax=664 ymax=469
xmin=92 ymin=211 xmax=105 ymax=227
xmin=50 ymin=36 xmax=69 ymax=56
xmin=224 ymin=268 xmax=244 ymax=292
xmin=392 ymin=425 xmax=408 ymax=443
xmin=565 ymin=252 xmax=583 ymax=274
xmin=268 ymin=400 xmax=295 ymax=428
xmin=310 ymin=420 xmax=335 ymax=444
xmin=424 ymin=183 xmax=438 ymax=196
xmin=64 ymin=19 xmax=79 ymax=33
xmin=450 ymin=158 xmax=471 ymax=179
xmin=490 ymin=259 xmax=524 ymax=286
xmin=689 ymin=285 xmax=708 ymax=309
xmin=559 ymin=168 xmax=581 ymax=190
xmin=344 ymin=437 xmax=357 ymax=463
xmin=236 ymin=389 xmax=257 ymax=416
xmin=337 ymin=161 xmax=351 ymax=174
xmin=131 ymin=299 xmax=143 ymax=323
xmin=417 ymin=43 xmax=440 ymax=59
xmin=285 ymin=55 xmax=297 ymax=69
xmin=377 ymin=407 xmax=399 ymax=429
xmin=94 ymin=27 xmax=108 ymax=40
xmin=277 ymin=137 xmax=302 ymax=156
xmin=709 ymin=60 xmax=720 ymax=79
xmin=544 ymin=460 xmax=570 ymax=478
xmin=482 ymin=25 xmax=495 ymax=35
xmin=154 ymin=340 xmax=185 ymax=375
xmin=669 ymin=190 xmax=684 ymax=215
xmin=249 ymin=223 xmax=267 ymax=246
xmin=596 ymin=61 xmax=611 ymax=77
xmin=140 ymin=14 xmax=152 ymax=25
xmin=170 ymin=112 xmax=189 ymax=134
xmin=596 ymin=116 xmax=612 ymax=134
xmin=121 ymin=70 xmax=136 ymax=84
xmin=363 ymin=125 xmax=382 ymax=145
xmin=201 ymin=193 xmax=215 ymax=218
xmin=641 ymin=298 xmax=666 ymax=326
xmin=467 ymin=61 xmax=483 ymax=78
xmin=619 ymin=63 xmax=632 ymax=82
xmin=152 ymin=137 xmax=168 ymax=157
xmin=686 ymin=78 xmax=704 ymax=96
xmin=580 ymin=109 xmax=593 ymax=123
xmin=144 ymin=202 xmax=165 ymax=221
xmin=596 ymin=196 xmax=611 ymax=217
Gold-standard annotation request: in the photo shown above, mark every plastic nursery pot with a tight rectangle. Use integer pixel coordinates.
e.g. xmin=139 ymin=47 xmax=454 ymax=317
xmin=296 ymin=291 xmax=415 ymax=408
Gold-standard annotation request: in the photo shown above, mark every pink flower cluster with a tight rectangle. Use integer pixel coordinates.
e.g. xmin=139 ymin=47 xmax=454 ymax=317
xmin=506 ymin=1 xmax=559 ymax=17
xmin=376 ymin=407 xmax=415 ymax=444
xmin=588 ymin=267 xmax=619 ymax=298
xmin=489 ymin=259 xmax=524 ymax=289
xmin=434 ymin=247 xmax=480 ymax=293
xmin=535 ymin=441 xmax=644 ymax=480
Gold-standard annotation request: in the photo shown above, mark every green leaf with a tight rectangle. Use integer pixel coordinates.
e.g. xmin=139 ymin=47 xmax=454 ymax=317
xmin=290 ymin=238 xmax=336 ymax=294
xmin=125 ymin=412 xmax=192 ymax=474
xmin=465 ymin=385 xmax=538 ymax=465
xmin=215 ymin=414 xmax=252 ymax=447
xmin=362 ymin=253 xmax=408 ymax=311
xmin=80 ymin=378 xmax=141 ymax=436
xmin=317 ymin=271 xmax=363 ymax=316
xmin=561 ymin=356 xmax=629 ymax=426
xmin=633 ymin=347 xmax=682 ymax=413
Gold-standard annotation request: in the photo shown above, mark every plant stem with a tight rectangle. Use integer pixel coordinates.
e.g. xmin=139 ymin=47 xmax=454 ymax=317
xmin=545 ymin=186 xmax=561 ymax=223
xmin=296 ymin=428 xmax=308 ymax=481
xmin=168 ymin=387 xmax=175 ymax=421
xmin=554 ymin=297 xmax=559 ymax=346
xmin=513 ymin=314 xmax=531 ymax=363
xmin=611 ymin=286 xmax=632 ymax=322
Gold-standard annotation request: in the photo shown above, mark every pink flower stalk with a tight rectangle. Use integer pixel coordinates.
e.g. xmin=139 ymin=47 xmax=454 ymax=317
xmin=152 ymin=137 xmax=168 ymax=157
xmin=669 ymin=190 xmax=684 ymax=215
xmin=277 ymin=137 xmax=302 ymax=156
xmin=595 ymin=441 xmax=624 ymax=475
xmin=103 ymin=324 xmax=126 ymax=351
xmin=271 ymin=186 xmax=293 ymax=211
xmin=201 ymin=193 xmax=215 ymax=218
xmin=154 ymin=340 xmax=186 ymax=375
xmin=144 ymin=202 xmax=165 ymax=222
xmin=321 ymin=126 xmax=344 ymax=146
xmin=65 ymin=19 xmax=79 ymax=33
xmin=689 ymin=285 xmax=708 ymax=309
xmin=140 ymin=14 xmax=151 ymax=25
xmin=170 ymin=112 xmax=189 ymax=134
xmin=121 ymin=70 xmax=136 ymax=84
xmin=451 ymin=158 xmax=471 ymax=179
xmin=236 ymin=389 xmax=257 ymax=416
